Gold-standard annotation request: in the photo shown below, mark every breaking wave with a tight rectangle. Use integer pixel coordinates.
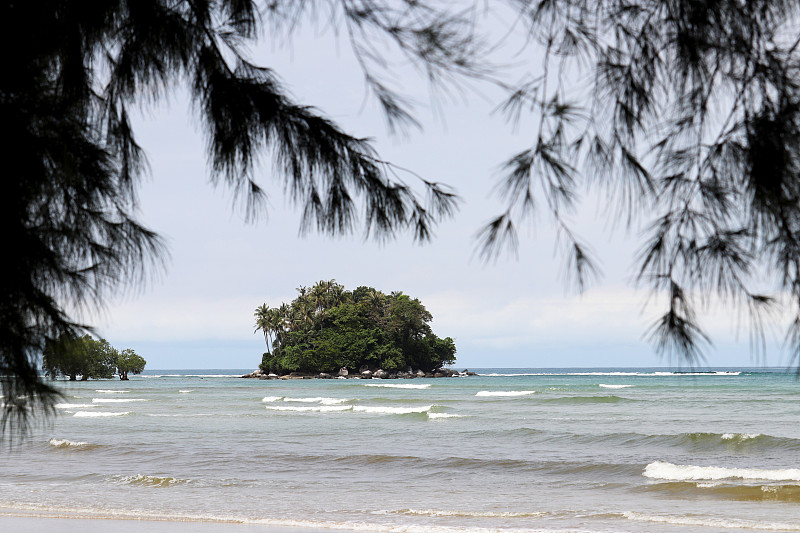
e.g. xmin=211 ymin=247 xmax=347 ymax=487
xmin=644 ymin=461 xmax=800 ymax=482
xmin=48 ymin=439 xmax=93 ymax=449
xmin=265 ymin=404 xmax=436 ymax=415
xmin=111 ymin=474 xmax=190 ymax=487
xmin=353 ymin=405 xmax=434 ymax=415
xmin=265 ymin=405 xmax=352 ymax=413
xmin=262 ymin=396 xmax=349 ymax=405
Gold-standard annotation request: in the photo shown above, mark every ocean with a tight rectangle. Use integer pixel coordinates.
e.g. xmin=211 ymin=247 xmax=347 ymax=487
xmin=3 ymin=367 xmax=800 ymax=532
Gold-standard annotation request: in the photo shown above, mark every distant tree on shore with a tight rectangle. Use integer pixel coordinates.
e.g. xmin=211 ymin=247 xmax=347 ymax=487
xmin=255 ymin=280 xmax=456 ymax=374
xmin=116 ymin=349 xmax=147 ymax=381
xmin=43 ymin=336 xmax=145 ymax=381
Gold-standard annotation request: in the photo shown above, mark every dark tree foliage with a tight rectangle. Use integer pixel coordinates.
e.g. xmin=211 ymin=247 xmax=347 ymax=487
xmin=42 ymin=335 xmax=120 ymax=381
xmin=2 ymin=0 xmax=469 ymax=433
xmin=116 ymin=349 xmax=147 ymax=380
xmin=480 ymin=0 xmax=800 ymax=365
xmin=256 ymin=280 xmax=457 ymax=374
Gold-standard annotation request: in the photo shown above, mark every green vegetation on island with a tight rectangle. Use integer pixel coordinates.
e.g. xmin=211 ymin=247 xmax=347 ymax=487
xmin=43 ymin=335 xmax=146 ymax=381
xmin=255 ymin=281 xmax=456 ymax=375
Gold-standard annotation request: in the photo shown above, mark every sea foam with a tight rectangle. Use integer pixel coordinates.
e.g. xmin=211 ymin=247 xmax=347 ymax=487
xmin=48 ymin=438 xmax=90 ymax=448
xmin=722 ymin=433 xmax=761 ymax=440
xmin=623 ymin=511 xmax=800 ymax=531
xmin=112 ymin=474 xmax=189 ymax=487
xmin=266 ymin=405 xmax=352 ymax=412
xmin=262 ymin=396 xmax=283 ymax=402
xmin=644 ymin=461 xmax=800 ymax=482
xmin=282 ymin=397 xmax=349 ymax=405
xmin=353 ymin=405 xmax=433 ymax=414
xmin=265 ymin=404 xmax=435 ymax=415
xmin=54 ymin=403 xmax=96 ymax=409
xmin=599 ymin=384 xmax=633 ymax=389
xmin=391 ymin=508 xmax=545 ymax=518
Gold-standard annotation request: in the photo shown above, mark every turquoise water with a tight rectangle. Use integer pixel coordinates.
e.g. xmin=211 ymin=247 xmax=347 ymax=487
xmin=4 ymin=368 xmax=800 ymax=532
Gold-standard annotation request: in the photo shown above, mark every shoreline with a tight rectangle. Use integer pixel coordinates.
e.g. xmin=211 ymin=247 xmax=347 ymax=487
xmin=0 ymin=511 xmax=376 ymax=533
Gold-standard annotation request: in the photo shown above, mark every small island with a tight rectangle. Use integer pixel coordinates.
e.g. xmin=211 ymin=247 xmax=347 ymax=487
xmin=248 ymin=280 xmax=465 ymax=379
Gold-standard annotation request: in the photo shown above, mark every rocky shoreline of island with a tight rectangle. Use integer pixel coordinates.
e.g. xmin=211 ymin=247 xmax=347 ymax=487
xmin=241 ymin=366 xmax=477 ymax=380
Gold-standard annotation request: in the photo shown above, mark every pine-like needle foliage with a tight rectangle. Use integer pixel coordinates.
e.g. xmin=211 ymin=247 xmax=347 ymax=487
xmin=481 ymin=0 xmax=800 ymax=365
xmin=2 ymin=0 xmax=472 ymax=435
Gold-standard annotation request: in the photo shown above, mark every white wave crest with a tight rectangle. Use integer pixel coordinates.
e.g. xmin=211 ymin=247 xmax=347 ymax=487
xmin=178 ymin=390 xmax=193 ymax=394
xmin=48 ymin=438 xmax=90 ymax=448
xmin=265 ymin=404 xmax=434 ymax=415
xmin=282 ymin=397 xmax=349 ymax=405
xmin=475 ymin=391 xmax=537 ymax=397
xmin=95 ymin=390 xmax=129 ymax=393
xmin=365 ymin=384 xmax=431 ymax=389
xmin=74 ymin=411 xmax=131 ymax=418
xmin=623 ymin=511 xmax=800 ymax=531
xmin=353 ymin=405 xmax=433 ymax=414
xmin=245 ymin=516 xmax=562 ymax=533
xmin=266 ymin=405 xmax=352 ymax=413
xmin=643 ymin=461 xmax=800 ymax=481
xmin=393 ymin=508 xmax=545 ymax=518
xmin=262 ymin=396 xmax=283 ymax=403
xmin=54 ymin=403 xmax=96 ymax=409
xmin=652 ymin=371 xmax=741 ymax=376
xmin=599 ymin=384 xmax=633 ymax=389
xmin=113 ymin=474 xmax=189 ymax=487
xmin=427 ymin=413 xmax=464 ymax=419
xmin=92 ymin=398 xmax=148 ymax=403
xmin=722 ymin=433 xmax=761 ymax=440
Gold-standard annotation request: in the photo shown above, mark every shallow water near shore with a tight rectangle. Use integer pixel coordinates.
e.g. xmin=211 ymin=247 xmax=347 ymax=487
xmin=4 ymin=367 xmax=800 ymax=532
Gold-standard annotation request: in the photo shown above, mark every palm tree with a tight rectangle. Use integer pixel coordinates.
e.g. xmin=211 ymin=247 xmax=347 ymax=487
xmin=254 ymin=304 xmax=274 ymax=354
xmin=276 ymin=303 xmax=292 ymax=345
xmin=310 ymin=281 xmax=329 ymax=313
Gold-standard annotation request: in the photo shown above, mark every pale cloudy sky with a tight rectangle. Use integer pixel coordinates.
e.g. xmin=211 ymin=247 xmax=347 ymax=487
xmin=92 ymin=10 xmax=788 ymax=370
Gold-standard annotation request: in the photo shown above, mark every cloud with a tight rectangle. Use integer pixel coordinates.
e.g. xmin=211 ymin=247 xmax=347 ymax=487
xmin=96 ymin=295 xmax=283 ymax=342
xmin=423 ymin=285 xmax=653 ymax=349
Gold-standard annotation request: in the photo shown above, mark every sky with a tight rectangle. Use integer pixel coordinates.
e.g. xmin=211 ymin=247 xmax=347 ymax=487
xmin=92 ymin=7 xmax=789 ymax=370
